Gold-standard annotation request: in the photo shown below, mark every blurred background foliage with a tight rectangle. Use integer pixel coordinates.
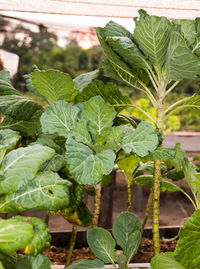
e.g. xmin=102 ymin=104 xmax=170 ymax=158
xmin=0 ymin=15 xmax=199 ymax=132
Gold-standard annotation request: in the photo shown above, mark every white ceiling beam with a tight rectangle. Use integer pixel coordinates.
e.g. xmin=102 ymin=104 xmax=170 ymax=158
xmin=0 ymin=0 xmax=199 ymax=19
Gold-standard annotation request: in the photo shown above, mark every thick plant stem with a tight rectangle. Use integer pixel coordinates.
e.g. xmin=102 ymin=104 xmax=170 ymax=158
xmin=45 ymin=211 xmax=50 ymax=226
xmin=142 ymin=190 xmax=153 ymax=229
xmin=66 ymin=225 xmax=77 ymax=266
xmin=92 ymin=182 xmax=102 ymax=228
xmin=127 ymin=180 xmax=131 ymax=212
xmin=125 ymin=173 xmax=132 ymax=212
xmin=152 ymin=160 xmax=161 ymax=255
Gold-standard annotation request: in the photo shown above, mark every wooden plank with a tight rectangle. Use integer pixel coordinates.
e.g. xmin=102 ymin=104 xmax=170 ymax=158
xmin=0 ymin=0 xmax=199 ymax=19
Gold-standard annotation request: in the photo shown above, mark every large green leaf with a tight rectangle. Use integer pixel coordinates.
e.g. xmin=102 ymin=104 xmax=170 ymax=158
xmin=38 ymin=154 xmax=66 ymax=172
xmin=24 ymin=217 xmax=51 ymax=256
xmin=0 ymin=261 xmax=4 ymax=269
xmin=173 ymin=19 xmax=200 ymax=56
xmin=96 ymin=28 xmax=143 ymax=89
xmin=0 ymin=171 xmax=71 ymax=213
xmin=117 ymin=154 xmax=140 ymax=175
xmin=174 ymin=209 xmax=200 ymax=268
xmin=34 ymin=134 xmax=65 ymax=155
xmin=16 ymin=254 xmax=51 ymax=269
xmin=0 ymin=216 xmax=34 ymax=255
xmin=133 ymin=11 xmax=171 ymax=70
xmin=121 ymin=121 xmax=159 ymax=157
xmin=0 ymin=80 xmax=20 ymax=96
xmin=0 ymin=129 xmax=21 ymax=150
xmin=66 ymin=258 xmax=104 ymax=269
xmin=65 ymin=138 xmax=115 ymax=185
xmin=124 ymin=230 xmax=141 ymax=264
xmin=75 ymin=80 xmax=130 ymax=112
xmin=151 ymin=252 xmax=186 ymax=269
xmin=31 ymin=69 xmax=78 ymax=103
xmin=165 ymin=31 xmax=200 ymax=80
xmin=0 ymin=253 xmax=19 ymax=269
xmin=73 ymin=69 xmax=99 ymax=92
xmin=0 ymin=144 xmax=55 ymax=194
xmin=134 ymin=175 xmax=182 ymax=193
xmin=103 ymin=20 xmax=133 ymax=40
xmin=143 ymin=147 xmax=176 ymax=161
xmin=82 ymin=96 xmax=117 ymax=140
xmin=0 ymin=110 xmax=43 ymax=136
xmin=0 ymin=129 xmax=21 ymax=163
xmin=0 ymin=95 xmax=43 ymax=121
xmin=23 ymin=74 xmax=47 ymax=101
xmin=112 ymin=212 xmax=142 ymax=250
xmin=106 ymin=36 xmax=150 ymax=70
xmin=40 ymin=100 xmax=79 ymax=138
xmin=87 ymin=228 xmax=116 ymax=264
xmin=182 ymin=157 xmax=199 ymax=200
xmin=70 ymin=120 xmax=92 ymax=146
xmin=104 ymin=125 xmax=126 ymax=151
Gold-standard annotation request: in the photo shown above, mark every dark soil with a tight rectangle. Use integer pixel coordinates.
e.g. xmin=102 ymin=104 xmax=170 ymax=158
xmin=43 ymin=237 xmax=177 ymax=265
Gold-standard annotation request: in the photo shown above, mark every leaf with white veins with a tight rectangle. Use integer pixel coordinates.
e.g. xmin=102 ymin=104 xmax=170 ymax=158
xmin=122 ymin=121 xmax=159 ymax=157
xmin=0 ymin=144 xmax=55 ymax=194
xmin=40 ymin=100 xmax=80 ymax=137
xmin=0 ymin=171 xmax=71 ymax=213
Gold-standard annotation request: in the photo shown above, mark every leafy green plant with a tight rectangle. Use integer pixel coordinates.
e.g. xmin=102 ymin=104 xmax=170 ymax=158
xmin=0 ymin=67 xmax=161 ymax=264
xmin=0 ymin=215 xmax=51 ymax=269
xmin=96 ymin=10 xmax=200 ymax=254
xmin=66 ymin=212 xmax=142 ymax=269
xmin=150 ymin=209 xmax=200 ymax=269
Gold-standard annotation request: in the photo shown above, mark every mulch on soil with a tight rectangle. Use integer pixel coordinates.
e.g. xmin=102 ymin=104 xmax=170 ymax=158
xmin=43 ymin=237 xmax=177 ymax=265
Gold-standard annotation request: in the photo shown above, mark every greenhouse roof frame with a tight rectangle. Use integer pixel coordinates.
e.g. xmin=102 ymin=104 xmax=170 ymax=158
xmin=0 ymin=0 xmax=200 ymax=20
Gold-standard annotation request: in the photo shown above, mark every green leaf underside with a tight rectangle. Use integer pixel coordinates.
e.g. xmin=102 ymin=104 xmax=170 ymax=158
xmin=24 ymin=217 xmax=51 ymax=256
xmin=0 ymin=171 xmax=71 ymax=213
xmin=31 ymin=69 xmax=77 ymax=103
xmin=174 ymin=209 xmax=200 ymax=268
xmin=96 ymin=28 xmax=141 ymax=89
xmin=40 ymin=100 xmax=80 ymax=137
xmin=0 ymin=110 xmax=43 ymax=136
xmin=75 ymin=80 xmax=130 ymax=112
xmin=87 ymin=228 xmax=116 ymax=264
xmin=0 ymin=144 xmax=55 ymax=194
xmin=112 ymin=212 xmax=142 ymax=250
xmin=16 ymin=254 xmax=51 ymax=269
xmin=73 ymin=69 xmax=99 ymax=92
xmin=66 ymin=258 xmax=104 ymax=269
xmin=151 ymin=252 xmax=186 ymax=269
xmin=165 ymin=31 xmax=200 ymax=80
xmin=0 ymin=216 xmax=34 ymax=255
xmin=65 ymin=138 xmax=115 ymax=185
xmin=106 ymin=36 xmax=150 ymax=70
xmin=134 ymin=14 xmax=171 ymax=69
xmin=122 ymin=121 xmax=159 ymax=157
